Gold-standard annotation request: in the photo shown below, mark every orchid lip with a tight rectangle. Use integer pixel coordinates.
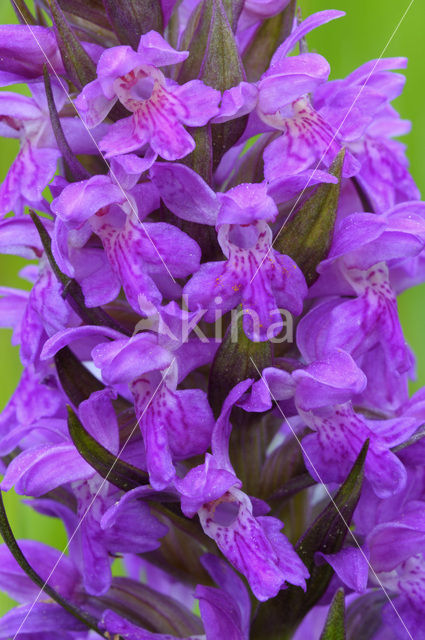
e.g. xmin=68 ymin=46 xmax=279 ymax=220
xmin=212 ymin=499 xmax=240 ymax=527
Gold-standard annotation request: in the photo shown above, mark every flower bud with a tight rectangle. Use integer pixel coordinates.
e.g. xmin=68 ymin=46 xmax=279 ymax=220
xmin=47 ymin=0 xmax=96 ymax=88
xmin=103 ymin=0 xmax=163 ymax=49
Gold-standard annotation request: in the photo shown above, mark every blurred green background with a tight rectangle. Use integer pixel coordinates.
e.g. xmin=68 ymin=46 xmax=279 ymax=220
xmin=1 ymin=0 xmax=425 ymax=616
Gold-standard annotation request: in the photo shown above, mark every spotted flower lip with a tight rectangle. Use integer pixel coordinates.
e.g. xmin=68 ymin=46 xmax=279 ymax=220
xmin=176 ymin=453 xmax=309 ymax=602
xmin=40 ymin=310 xmax=217 ymax=491
xmin=248 ymin=352 xmax=421 ymax=498
xmin=1 ymin=4 xmax=425 ymax=639
xmin=75 ymin=30 xmax=221 ymax=160
xmin=184 ymin=220 xmax=307 ymax=341
xmin=198 ymin=485 xmax=309 ymax=601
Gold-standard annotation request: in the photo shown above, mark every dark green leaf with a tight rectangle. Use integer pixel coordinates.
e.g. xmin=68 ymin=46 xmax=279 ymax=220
xmin=251 ymin=441 xmax=368 ymax=639
xmin=67 ymin=406 xmax=149 ymax=491
xmin=43 ymin=66 xmax=90 ymax=181
xmin=178 ymin=0 xmax=246 ymax=169
xmin=0 ymin=491 xmax=103 ymax=636
xmin=294 ymin=440 xmax=368 ymax=608
xmin=274 ymin=150 xmax=345 ymax=286
xmin=47 ymin=0 xmax=96 ymax=88
xmin=103 ymin=0 xmax=163 ymax=49
xmin=28 ymin=209 xmax=71 ymax=288
xmin=208 ymin=309 xmax=272 ymax=418
xmin=320 ymin=589 xmax=346 ymax=640
xmin=243 ymin=0 xmax=296 ymax=82
xmin=55 ymin=347 xmax=104 ymax=406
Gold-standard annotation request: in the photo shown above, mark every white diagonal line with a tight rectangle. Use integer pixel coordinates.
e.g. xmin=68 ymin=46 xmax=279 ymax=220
xmin=12 ymin=358 xmax=176 ymax=639
xmin=249 ymin=357 xmax=414 ymax=640
xmin=250 ymin=0 xmax=416 ymax=285
xmin=13 ymin=3 xmax=176 ymax=283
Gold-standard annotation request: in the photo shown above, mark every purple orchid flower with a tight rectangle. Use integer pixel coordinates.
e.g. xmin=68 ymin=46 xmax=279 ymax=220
xmin=175 ymin=381 xmax=309 ymax=601
xmin=175 ymin=455 xmax=308 ymax=601
xmin=75 ymin=31 xmax=221 ymax=160
xmin=51 ymin=157 xmax=201 ymax=310
xmin=298 ymin=203 xmax=425 ymax=414
xmin=41 ymin=301 xmax=217 ymax=491
xmin=0 ymin=80 xmax=107 ymax=217
xmin=1 ymin=388 xmax=167 ymax=597
xmin=365 ymin=504 xmax=425 ymax=640
xmin=0 ymin=258 xmax=77 ymax=366
xmin=184 ymin=220 xmax=307 ymax=341
xmin=0 ymin=85 xmax=62 ymax=216
xmin=313 ymin=58 xmax=421 ymax=211
xmin=214 ymin=11 xmax=358 ymax=183
xmin=150 ymin=175 xmax=308 ymax=341
xmin=249 ymin=351 xmax=421 ymax=497
xmin=0 ymin=539 xmax=90 ymax=639
xmin=135 ymin=165 xmax=307 ymax=340
xmin=1 ymin=4 xmax=425 ymax=639
xmin=176 ymin=452 xmax=308 ymax=602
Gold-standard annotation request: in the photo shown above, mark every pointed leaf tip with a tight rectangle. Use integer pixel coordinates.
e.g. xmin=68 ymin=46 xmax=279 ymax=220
xmin=209 ymin=309 xmax=272 ymax=418
xmin=178 ymin=0 xmax=244 ymax=90
xmin=43 ymin=66 xmax=90 ymax=182
xmin=67 ymin=406 xmax=149 ymax=492
xmin=320 ymin=589 xmax=346 ymax=640
xmin=178 ymin=0 xmax=246 ymax=169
